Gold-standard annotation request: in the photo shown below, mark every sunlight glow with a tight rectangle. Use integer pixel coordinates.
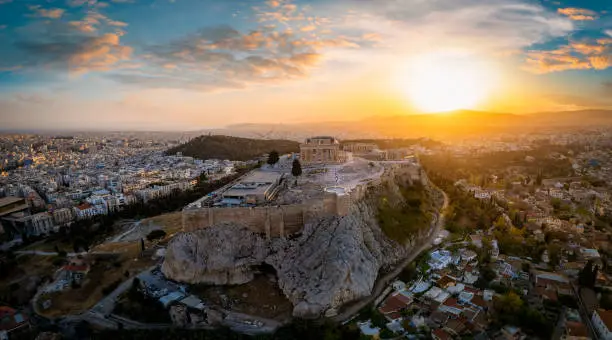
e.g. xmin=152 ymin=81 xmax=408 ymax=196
xmin=399 ymin=52 xmax=498 ymax=112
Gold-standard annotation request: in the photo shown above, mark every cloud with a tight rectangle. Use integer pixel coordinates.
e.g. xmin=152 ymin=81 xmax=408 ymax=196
xmin=333 ymin=0 xmax=574 ymax=56
xmin=137 ymin=27 xmax=323 ymax=88
xmin=606 ymin=30 xmax=612 ymax=37
xmin=0 ymin=0 xmax=13 ymax=4
xmin=69 ymin=11 xmax=128 ymax=33
xmin=14 ymin=93 xmax=54 ymax=105
xmin=28 ymin=5 xmax=65 ymax=19
xmin=589 ymin=56 xmax=612 ymax=70
xmin=300 ymin=25 xmax=316 ymax=32
xmin=524 ymin=50 xmax=591 ymax=73
xmin=557 ymin=8 xmax=597 ymax=21
xmin=267 ymin=0 xmax=280 ymax=8
xmin=524 ymin=37 xmax=612 ymax=73
xmin=104 ymin=0 xmax=372 ymax=92
xmin=11 ymin=32 xmax=132 ymax=73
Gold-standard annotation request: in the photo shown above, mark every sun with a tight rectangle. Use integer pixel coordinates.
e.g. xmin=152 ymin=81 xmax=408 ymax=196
xmin=398 ymin=52 xmax=497 ymax=113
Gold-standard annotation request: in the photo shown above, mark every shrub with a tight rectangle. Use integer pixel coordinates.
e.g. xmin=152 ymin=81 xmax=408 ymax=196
xmin=146 ymin=229 xmax=167 ymax=242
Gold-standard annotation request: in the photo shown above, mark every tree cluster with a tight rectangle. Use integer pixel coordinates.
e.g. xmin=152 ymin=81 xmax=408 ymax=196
xmin=166 ymin=135 xmax=299 ymax=161
xmin=579 ymin=260 xmax=599 ymax=288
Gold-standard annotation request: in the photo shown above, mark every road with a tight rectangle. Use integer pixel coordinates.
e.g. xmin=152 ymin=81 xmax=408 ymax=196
xmin=573 ymin=283 xmax=600 ymax=340
xmin=332 ymin=186 xmax=449 ymax=322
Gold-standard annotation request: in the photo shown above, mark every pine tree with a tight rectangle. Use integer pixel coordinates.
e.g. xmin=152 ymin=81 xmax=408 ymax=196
xmin=579 ymin=260 xmax=594 ymax=287
xmin=291 ymin=159 xmax=302 ymax=185
xmin=592 ymin=265 xmax=599 ymax=288
xmin=267 ymin=150 xmax=280 ymax=165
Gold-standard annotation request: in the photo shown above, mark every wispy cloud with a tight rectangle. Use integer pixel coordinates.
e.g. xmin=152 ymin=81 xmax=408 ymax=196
xmin=69 ymin=10 xmax=128 ymax=33
xmin=122 ymin=21 xmax=364 ymax=91
xmin=104 ymin=0 xmax=371 ymax=91
xmin=557 ymin=8 xmax=597 ymax=21
xmin=28 ymin=5 xmax=65 ymax=19
xmin=14 ymin=33 xmax=132 ymax=74
xmin=524 ymin=38 xmax=612 ymax=73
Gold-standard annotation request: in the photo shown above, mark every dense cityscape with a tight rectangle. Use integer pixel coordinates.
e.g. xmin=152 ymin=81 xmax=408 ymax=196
xmin=0 ymin=127 xmax=610 ymax=339
xmin=2 ymin=0 xmax=612 ymax=338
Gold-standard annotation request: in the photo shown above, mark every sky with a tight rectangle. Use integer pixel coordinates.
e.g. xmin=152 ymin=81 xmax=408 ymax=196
xmin=0 ymin=0 xmax=611 ymax=130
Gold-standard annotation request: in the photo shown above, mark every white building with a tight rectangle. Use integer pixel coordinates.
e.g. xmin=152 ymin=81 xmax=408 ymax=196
xmin=592 ymin=309 xmax=612 ymax=340
xmin=429 ymin=250 xmax=452 ymax=270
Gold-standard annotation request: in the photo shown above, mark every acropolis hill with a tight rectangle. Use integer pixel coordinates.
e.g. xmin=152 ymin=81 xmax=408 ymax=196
xmin=162 ymin=137 xmax=443 ymax=318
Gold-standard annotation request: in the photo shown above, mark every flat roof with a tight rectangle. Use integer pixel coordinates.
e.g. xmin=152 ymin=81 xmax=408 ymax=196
xmin=0 ymin=196 xmax=25 ymax=208
xmin=241 ymin=171 xmax=282 ymax=184
xmin=223 ymin=171 xmax=281 ymax=198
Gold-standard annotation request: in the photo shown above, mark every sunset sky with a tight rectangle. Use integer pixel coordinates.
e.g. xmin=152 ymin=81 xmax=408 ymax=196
xmin=0 ymin=0 xmax=611 ymax=130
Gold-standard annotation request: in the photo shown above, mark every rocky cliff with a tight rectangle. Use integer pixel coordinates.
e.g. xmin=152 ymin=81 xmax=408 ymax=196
xmin=162 ymin=166 xmax=438 ymax=317
xmin=161 ymin=223 xmax=268 ymax=285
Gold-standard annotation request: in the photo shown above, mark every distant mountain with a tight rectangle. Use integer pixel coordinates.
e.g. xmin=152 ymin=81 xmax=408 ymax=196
xmin=166 ymin=135 xmax=300 ymax=161
xmin=196 ymin=109 xmax=612 ymax=141
xmin=527 ymin=109 xmax=612 ymax=126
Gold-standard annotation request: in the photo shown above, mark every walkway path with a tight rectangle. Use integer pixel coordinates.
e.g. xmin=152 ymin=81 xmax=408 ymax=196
xmin=332 ymin=185 xmax=449 ymax=322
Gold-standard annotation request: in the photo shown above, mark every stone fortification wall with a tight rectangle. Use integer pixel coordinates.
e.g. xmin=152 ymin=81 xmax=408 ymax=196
xmin=183 ymin=204 xmax=307 ymax=238
xmin=182 ymin=163 xmax=425 ymax=238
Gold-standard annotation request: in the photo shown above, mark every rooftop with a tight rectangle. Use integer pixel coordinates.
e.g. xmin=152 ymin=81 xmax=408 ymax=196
xmin=596 ymin=309 xmax=612 ymax=331
xmin=0 ymin=196 xmax=24 ymax=207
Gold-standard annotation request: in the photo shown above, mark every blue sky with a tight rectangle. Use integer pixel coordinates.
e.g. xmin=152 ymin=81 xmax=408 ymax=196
xmin=0 ymin=0 xmax=611 ymax=130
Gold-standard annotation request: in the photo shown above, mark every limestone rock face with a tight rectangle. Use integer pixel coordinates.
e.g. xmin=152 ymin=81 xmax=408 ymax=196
xmin=161 ymin=223 xmax=268 ymax=285
xmin=268 ymin=197 xmax=406 ymax=318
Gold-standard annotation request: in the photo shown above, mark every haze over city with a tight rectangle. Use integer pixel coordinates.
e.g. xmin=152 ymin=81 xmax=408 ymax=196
xmin=1 ymin=0 xmax=611 ymax=130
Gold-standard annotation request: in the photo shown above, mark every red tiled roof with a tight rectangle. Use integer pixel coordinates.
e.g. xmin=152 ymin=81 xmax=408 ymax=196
xmin=445 ymin=318 xmax=467 ymax=334
xmin=566 ymin=321 xmax=588 ymax=337
xmin=76 ymin=203 xmax=91 ymax=210
xmin=432 ymin=328 xmax=452 ymax=340
xmin=463 ymin=286 xmax=480 ymax=294
xmin=437 ymin=275 xmax=457 ymax=288
xmin=378 ymin=293 xmax=411 ymax=314
xmin=442 ymin=298 xmax=460 ymax=308
xmin=596 ymin=309 xmax=612 ymax=331
xmin=387 ymin=312 xmax=402 ymax=320
xmin=471 ymin=296 xmax=487 ymax=309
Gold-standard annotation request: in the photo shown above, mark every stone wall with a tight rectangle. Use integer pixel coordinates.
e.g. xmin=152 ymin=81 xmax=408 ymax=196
xmin=183 ymin=205 xmax=307 ymax=238
xmin=182 ymin=162 xmax=425 ymax=238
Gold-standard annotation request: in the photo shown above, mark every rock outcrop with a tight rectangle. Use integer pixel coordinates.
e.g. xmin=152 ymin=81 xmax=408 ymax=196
xmin=268 ymin=196 xmax=407 ymax=317
xmin=162 ymin=223 xmax=268 ymax=285
xmin=162 ymin=166 xmax=438 ymax=317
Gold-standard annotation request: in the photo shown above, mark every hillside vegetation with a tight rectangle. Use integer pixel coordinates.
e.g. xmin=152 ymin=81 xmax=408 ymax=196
xmin=166 ymin=135 xmax=300 ymax=161
xmin=377 ymin=182 xmax=435 ymax=244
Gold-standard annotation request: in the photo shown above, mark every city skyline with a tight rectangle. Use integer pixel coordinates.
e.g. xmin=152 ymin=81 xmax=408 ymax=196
xmin=1 ymin=0 xmax=612 ymax=130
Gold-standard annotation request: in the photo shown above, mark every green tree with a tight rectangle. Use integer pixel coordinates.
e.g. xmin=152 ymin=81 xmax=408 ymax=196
xmin=495 ymin=291 xmax=524 ymax=315
xmin=579 ymin=260 xmax=595 ymax=288
xmin=146 ymin=229 xmax=166 ymax=241
xmin=291 ymin=159 xmax=302 ymax=184
xmin=267 ymin=150 xmax=280 ymax=165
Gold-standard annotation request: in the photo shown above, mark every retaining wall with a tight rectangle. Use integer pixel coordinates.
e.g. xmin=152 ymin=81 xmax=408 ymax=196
xmin=182 ymin=163 xmax=424 ymax=238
